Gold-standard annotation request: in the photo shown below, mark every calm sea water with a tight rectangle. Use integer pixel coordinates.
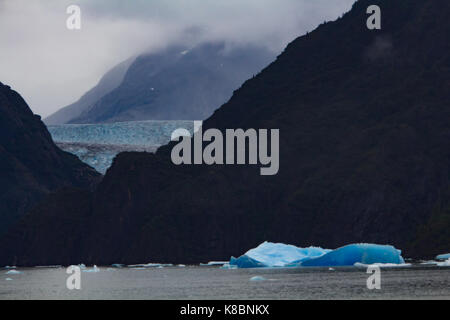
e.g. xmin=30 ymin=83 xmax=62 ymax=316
xmin=1 ymin=265 xmax=448 ymax=300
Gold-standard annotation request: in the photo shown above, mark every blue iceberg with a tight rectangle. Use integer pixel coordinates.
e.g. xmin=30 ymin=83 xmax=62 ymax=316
xmin=300 ymin=244 xmax=405 ymax=267
xmin=436 ymin=253 xmax=450 ymax=261
xmin=228 ymin=242 xmax=405 ymax=268
xmin=230 ymin=255 xmax=267 ymax=268
xmin=229 ymin=242 xmax=330 ymax=268
xmin=249 ymin=276 xmax=267 ymax=282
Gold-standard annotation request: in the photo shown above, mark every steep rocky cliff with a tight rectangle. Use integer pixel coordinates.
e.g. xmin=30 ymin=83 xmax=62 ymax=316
xmin=0 ymin=83 xmax=101 ymax=236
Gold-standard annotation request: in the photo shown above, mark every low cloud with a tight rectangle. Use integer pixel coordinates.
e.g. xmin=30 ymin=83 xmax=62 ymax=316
xmin=0 ymin=0 xmax=355 ymax=117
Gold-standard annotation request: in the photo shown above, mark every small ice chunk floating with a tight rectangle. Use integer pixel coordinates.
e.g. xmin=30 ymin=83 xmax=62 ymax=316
xmin=227 ymin=242 xmax=405 ymax=268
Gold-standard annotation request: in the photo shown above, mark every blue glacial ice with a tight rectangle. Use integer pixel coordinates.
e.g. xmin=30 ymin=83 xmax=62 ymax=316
xmin=5 ymin=270 xmax=22 ymax=275
xmin=300 ymin=244 xmax=405 ymax=267
xmin=229 ymin=242 xmax=330 ymax=268
xmin=227 ymin=242 xmax=405 ymax=268
xmin=82 ymin=265 xmax=100 ymax=273
xmin=436 ymin=253 xmax=450 ymax=261
xmin=249 ymin=276 xmax=267 ymax=282
xmin=48 ymin=120 xmax=195 ymax=174
xmin=48 ymin=120 xmax=195 ymax=146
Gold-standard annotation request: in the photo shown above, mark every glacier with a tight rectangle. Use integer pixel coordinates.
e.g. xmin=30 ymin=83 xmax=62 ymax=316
xmin=227 ymin=242 xmax=405 ymax=268
xmin=48 ymin=120 xmax=195 ymax=174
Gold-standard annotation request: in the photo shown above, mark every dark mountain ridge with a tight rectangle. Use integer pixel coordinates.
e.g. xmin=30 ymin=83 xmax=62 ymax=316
xmin=1 ymin=0 xmax=449 ymax=266
xmin=0 ymin=82 xmax=101 ymax=237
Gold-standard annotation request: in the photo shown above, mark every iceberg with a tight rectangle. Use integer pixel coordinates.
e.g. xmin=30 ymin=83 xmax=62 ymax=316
xmin=228 ymin=242 xmax=405 ymax=268
xmin=200 ymin=261 xmax=230 ymax=267
xmin=300 ymin=244 xmax=405 ymax=267
xmin=127 ymin=263 xmax=173 ymax=268
xmin=220 ymin=264 xmax=238 ymax=270
xmin=5 ymin=270 xmax=22 ymax=275
xmin=436 ymin=253 xmax=450 ymax=261
xmin=229 ymin=255 xmax=267 ymax=268
xmin=249 ymin=276 xmax=267 ymax=281
xmin=354 ymin=262 xmax=411 ymax=268
xmin=437 ymin=259 xmax=450 ymax=267
xmin=229 ymin=242 xmax=330 ymax=268
xmin=82 ymin=265 xmax=100 ymax=273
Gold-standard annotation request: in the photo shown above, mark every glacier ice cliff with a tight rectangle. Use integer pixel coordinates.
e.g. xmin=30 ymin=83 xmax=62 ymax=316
xmin=48 ymin=120 xmax=194 ymax=173
xmin=228 ymin=242 xmax=405 ymax=268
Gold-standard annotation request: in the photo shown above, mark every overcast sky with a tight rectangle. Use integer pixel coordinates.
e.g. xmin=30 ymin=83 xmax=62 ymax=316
xmin=0 ymin=0 xmax=355 ymax=117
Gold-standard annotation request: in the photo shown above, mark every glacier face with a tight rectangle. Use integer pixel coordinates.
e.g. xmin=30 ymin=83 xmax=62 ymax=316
xmin=54 ymin=142 xmax=158 ymax=175
xmin=48 ymin=121 xmax=195 ymax=174
xmin=228 ymin=242 xmax=405 ymax=268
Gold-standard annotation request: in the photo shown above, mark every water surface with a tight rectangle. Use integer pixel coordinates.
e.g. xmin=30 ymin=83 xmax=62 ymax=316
xmin=1 ymin=265 xmax=448 ymax=300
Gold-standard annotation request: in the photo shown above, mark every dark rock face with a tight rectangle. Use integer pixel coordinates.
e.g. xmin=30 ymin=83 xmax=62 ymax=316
xmin=68 ymin=42 xmax=275 ymax=123
xmin=0 ymin=83 xmax=101 ymax=236
xmin=1 ymin=0 xmax=449 ymax=266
